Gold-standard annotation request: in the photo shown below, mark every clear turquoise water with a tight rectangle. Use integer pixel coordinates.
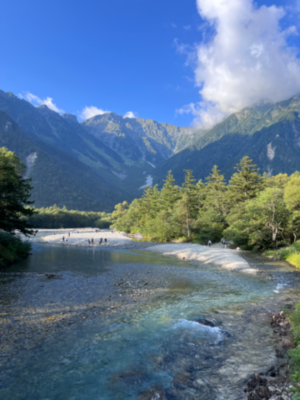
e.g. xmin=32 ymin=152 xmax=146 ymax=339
xmin=0 ymin=244 xmax=299 ymax=400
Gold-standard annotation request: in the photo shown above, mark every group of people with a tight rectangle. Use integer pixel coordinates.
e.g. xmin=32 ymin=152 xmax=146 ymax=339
xmin=87 ymin=238 xmax=107 ymax=246
xmin=61 ymin=231 xmax=108 ymax=246
xmin=62 ymin=232 xmax=71 ymax=242
xmin=221 ymin=238 xmax=227 ymax=248
xmin=203 ymin=239 xmax=228 ymax=248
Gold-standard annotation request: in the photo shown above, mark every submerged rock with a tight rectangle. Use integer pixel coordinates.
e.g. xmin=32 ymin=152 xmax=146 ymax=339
xmin=194 ymin=318 xmax=215 ymax=327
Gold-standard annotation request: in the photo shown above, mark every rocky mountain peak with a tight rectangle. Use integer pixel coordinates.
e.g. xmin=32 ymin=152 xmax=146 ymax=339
xmin=61 ymin=113 xmax=78 ymax=123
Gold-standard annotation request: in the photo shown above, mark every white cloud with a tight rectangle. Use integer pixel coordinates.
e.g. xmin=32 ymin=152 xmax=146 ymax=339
xmin=22 ymin=92 xmax=64 ymax=113
xmin=79 ymin=106 xmax=110 ymax=120
xmin=124 ymin=111 xmax=138 ymax=119
xmin=178 ymin=0 xmax=300 ymax=128
xmin=176 ymin=102 xmax=225 ymax=128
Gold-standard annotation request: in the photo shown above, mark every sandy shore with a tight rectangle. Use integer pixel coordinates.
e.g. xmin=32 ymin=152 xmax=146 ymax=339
xmin=145 ymin=243 xmax=258 ymax=275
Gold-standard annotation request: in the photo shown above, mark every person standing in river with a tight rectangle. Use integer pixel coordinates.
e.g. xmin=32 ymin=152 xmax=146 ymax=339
xmin=208 ymin=240 xmax=212 ymax=247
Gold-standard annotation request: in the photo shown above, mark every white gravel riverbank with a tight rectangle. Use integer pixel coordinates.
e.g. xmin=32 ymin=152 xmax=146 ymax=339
xmin=33 ymin=230 xmax=257 ymax=274
xmin=37 ymin=229 xmax=133 ymax=247
xmin=145 ymin=243 xmax=258 ymax=275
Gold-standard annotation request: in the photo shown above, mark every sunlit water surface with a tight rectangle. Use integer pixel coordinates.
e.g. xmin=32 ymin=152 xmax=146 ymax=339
xmin=0 ymin=242 xmax=300 ymax=400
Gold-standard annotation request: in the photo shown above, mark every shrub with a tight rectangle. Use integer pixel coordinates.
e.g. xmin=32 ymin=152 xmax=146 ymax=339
xmin=0 ymin=231 xmax=31 ymax=267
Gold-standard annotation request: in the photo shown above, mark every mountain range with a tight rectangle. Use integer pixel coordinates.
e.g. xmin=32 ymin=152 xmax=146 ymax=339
xmin=0 ymin=90 xmax=196 ymax=210
xmin=153 ymin=95 xmax=300 ymax=185
xmin=0 ymin=89 xmax=300 ymax=211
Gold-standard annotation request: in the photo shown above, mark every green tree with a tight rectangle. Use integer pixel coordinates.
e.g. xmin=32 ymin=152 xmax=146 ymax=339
xmin=160 ymin=170 xmax=180 ymax=211
xmin=284 ymin=173 xmax=300 ymax=242
xmin=225 ymin=187 xmax=290 ymax=249
xmin=228 ymin=156 xmax=264 ymax=203
xmin=0 ymin=148 xmax=35 ymax=235
xmin=195 ymin=165 xmax=228 ymax=243
xmin=111 ymin=201 xmax=129 ymax=223
xmin=179 ymin=170 xmax=199 ymax=238
xmin=174 ymin=193 xmax=193 ymax=238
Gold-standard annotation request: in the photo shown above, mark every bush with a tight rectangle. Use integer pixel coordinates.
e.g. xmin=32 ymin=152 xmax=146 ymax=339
xmin=0 ymin=231 xmax=31 ymax=268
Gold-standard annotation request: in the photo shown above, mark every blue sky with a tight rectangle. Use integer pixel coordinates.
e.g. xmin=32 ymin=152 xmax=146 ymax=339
xmin=1 ymin=0 xmax=300 ymax=127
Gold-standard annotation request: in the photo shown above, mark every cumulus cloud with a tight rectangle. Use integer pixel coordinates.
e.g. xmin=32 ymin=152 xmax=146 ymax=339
xmin=21 ymin=92 xmax=64 ymax=113
xmin=177 ymin=102 xmax=225 ymax=128
xmin=124 ymin=111 xmax=138 ymax=119
xmin=80 ymin=106 xmax=110 ymax=120
xmin=178 ymin=0 xmax=300 ymax=129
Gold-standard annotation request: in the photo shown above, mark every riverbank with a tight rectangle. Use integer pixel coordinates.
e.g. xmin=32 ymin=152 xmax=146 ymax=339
xmin=37 ymin=229 xmax=133 ymax=247
xmin=145 ymin=243 xmax=258 ymax=275
xmin=246 ymin=309 xmax=294 ymax=400
xmin=264 ymin=242 xmax=300 ymax=269
xmin=34 ymin=229 xmax=258 ymax=274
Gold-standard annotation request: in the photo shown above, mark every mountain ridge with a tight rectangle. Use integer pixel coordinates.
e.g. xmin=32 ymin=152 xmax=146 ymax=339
xmin=1 ymin=89 xmax=300 ymax=211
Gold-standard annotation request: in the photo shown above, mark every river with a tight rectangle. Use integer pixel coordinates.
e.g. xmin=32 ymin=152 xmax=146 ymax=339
xmin=0 ymin=239 xmax=299 ymax=400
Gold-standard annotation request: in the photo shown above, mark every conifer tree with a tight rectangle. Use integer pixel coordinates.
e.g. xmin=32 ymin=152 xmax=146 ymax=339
xmin=228 ymin=156 xmax=264 ymax=204
xmin=182 ymin=169 xmax=198 ymax=219
xmin=204 ymin=165 xmax=228 ymax=216
xmin=160 ymin=170 xmax=180 ymax=211
xmin=196 ymin=165 xmax=228 ymax=242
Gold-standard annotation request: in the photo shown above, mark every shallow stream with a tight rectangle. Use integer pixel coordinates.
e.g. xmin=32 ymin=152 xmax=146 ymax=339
xmin=0 ymin=242 xmax=300 ymax=400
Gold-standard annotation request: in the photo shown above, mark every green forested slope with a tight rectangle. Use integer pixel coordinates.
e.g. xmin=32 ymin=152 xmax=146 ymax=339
xmin=154 ymin=96 xmax=300 ymax=185
xmin=0 ymin=111 xmax=127 ymax=210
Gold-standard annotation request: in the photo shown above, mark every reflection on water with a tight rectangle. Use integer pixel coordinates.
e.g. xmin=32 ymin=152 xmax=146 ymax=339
xmin=0 ymin=244 xmax=299 ymax=400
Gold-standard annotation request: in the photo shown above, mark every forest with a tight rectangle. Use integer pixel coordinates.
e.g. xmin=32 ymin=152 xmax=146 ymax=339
xmin=27 ymin=205 xmax=112 ymax=229
xmin=111 ymin=156 xmax=300 ymax=252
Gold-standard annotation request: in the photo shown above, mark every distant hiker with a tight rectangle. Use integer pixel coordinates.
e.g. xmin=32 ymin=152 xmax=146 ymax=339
xmin=99 ymin=239 xmax=101 ymax=245
xmin=204 ymin=240 xmax=207 ymax=246
xmin=105 ymin=238 xmax=107 ymax=243
xmin=68 ymin=232 xmax=70 ymax=237
xmin=100 ymin=238 xmax=102 ymax=244
xmin=88 ymin=239 xmax=90 ymax=245
xmin=91 ymin=238 xmax=94 ymax=245
xmin=208 ymin=240 xmax=212 ymax=247
xmin=62 ymin=236 xmax=65 ymax=242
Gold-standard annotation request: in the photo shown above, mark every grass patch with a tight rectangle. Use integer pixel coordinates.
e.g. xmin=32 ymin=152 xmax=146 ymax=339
xmin=264 ymin=241 xmax=300 ymax=268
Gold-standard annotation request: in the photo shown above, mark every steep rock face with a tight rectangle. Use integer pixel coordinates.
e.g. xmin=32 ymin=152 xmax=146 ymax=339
xmin=81 ymin=113 xmax=191 ymax=166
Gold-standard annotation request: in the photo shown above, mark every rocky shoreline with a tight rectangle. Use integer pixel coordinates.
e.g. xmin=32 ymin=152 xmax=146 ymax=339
xmin=246 ymin=308 xmax=294 ymax=400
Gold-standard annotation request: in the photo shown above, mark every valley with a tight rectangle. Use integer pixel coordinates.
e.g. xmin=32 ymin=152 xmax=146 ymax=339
xmin=1 ymin=89 xmax=300 ymax=211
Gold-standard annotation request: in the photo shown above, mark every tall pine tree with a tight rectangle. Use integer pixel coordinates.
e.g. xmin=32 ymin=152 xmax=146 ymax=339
xmin=228 ymin=156 xmax=264 ymax=204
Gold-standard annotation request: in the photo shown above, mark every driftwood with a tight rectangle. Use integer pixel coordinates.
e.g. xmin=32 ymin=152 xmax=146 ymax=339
xmin=0 ymin=272 xmax=62 ymax=279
